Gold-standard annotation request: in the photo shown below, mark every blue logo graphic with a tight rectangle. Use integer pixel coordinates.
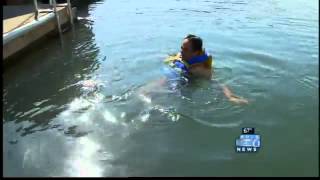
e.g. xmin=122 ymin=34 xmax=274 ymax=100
xmin=235 ymin=128 xmax=261 ymax=153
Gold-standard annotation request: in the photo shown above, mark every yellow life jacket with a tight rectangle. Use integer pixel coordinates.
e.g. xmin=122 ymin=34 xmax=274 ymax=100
xmin=164 ymin=51 xmax=213 ymax=71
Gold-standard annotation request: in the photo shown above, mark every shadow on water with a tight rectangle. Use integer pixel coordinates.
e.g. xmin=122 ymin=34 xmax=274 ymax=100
xmin=3 ymin=3 xmax=103 ymax=138
xmin=3 ymin=1 xmax=110 ymax=177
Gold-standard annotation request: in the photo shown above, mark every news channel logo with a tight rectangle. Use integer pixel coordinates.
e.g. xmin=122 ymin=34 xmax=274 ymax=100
xmin=235 ymin=128 xmax=261 ymax=153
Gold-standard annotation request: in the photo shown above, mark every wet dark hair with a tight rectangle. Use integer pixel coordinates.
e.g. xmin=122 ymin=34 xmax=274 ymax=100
xmin=184 ymin=34 xmax=203 ymax=52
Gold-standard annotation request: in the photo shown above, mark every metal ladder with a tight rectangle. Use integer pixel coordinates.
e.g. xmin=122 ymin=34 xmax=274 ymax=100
xmin=33 ymin=0 xmax=74 ymax=34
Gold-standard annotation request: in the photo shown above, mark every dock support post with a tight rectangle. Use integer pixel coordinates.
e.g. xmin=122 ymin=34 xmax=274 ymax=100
xmin=33 ymin=0 xmax=39 ymax=20
xmin=52 ymin=0 xmax=62 ymax=35
xmin=67 ymin=0 xmax=74 ymax=26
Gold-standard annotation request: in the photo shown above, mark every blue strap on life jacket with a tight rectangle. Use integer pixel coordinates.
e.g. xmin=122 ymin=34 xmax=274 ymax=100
xmin=169 ymin=52 xmax=209 ymax=77
xmin=187 ymin=52 xmax=209 ymax=65
xmin=173 ymin=60 xmax=188 ymax=73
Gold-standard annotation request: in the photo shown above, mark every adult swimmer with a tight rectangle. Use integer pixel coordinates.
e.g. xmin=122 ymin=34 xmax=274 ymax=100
xmin=139 ymin=34 xmax=249 ymax=105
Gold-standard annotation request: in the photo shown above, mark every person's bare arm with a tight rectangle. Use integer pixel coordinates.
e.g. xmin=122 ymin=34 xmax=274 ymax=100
xmin=221 ymin=84 xmax=249 ymax=104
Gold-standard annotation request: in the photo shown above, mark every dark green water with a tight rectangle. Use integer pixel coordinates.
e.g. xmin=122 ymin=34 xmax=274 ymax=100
xmin=3 ymin=0 xmax=318 ymax=177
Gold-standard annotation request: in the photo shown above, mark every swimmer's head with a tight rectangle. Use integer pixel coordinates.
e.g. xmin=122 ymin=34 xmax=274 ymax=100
xmin=181 ymin=34 xmax=203 ymax=61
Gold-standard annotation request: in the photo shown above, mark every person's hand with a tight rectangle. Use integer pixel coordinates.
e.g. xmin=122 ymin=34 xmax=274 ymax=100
xmin=221 ymin=85 xmax=249 ymax=105
xmin=229 ymin=95 xmax=249 ymax=105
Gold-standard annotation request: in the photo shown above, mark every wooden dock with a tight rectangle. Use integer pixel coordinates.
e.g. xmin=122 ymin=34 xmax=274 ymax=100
xmin=3 ymin=3 xmax=77 ymax=61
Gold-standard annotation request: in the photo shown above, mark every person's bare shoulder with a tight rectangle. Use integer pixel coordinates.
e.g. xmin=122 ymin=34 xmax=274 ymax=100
xmin=189 ymin=64 xmax=212 ymax=79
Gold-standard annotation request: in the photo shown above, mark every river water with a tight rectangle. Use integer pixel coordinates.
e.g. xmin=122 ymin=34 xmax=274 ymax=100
xmin=3 ymin=0 xmax=318 ymax=177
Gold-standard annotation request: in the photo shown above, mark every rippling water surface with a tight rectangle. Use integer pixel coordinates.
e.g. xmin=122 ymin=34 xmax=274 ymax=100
xmin=3 ymin=0 xmax=318 ymax=177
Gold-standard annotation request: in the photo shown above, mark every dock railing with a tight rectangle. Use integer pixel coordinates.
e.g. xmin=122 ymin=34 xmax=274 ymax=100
xmin=33 ymin=0 xmax=74 ymax=34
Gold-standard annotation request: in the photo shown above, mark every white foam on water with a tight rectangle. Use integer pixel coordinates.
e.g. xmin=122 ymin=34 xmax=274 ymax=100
xmin=102 ymin=109 xmax=117 ymax=124
xmin=69 ymin=97 xmax=92 ymax=112
xmin=139 ymin=94 xmax=152 ymax=104
xmin=140 ymin=113 xmax=150 ymax=122
xmin=120 ymin=112 xmax=126 ymax=118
